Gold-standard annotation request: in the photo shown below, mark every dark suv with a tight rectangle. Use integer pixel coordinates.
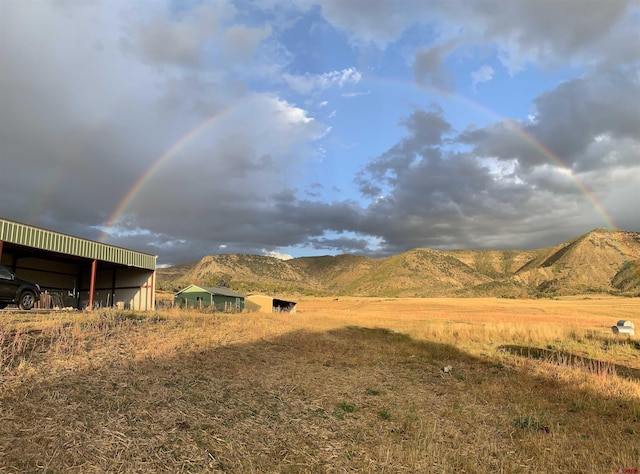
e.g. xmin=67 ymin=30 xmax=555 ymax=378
xmin=0 ymin=265 xmax=41 ymax=310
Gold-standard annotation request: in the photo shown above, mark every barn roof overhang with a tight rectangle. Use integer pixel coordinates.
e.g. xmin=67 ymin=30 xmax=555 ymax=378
xmin=0 ymin=218 xmax=156 ymax=270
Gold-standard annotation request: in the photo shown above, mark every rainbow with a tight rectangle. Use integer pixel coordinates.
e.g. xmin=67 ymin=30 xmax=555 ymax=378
xmin=99 ymin=100 xmax=247 ymax=242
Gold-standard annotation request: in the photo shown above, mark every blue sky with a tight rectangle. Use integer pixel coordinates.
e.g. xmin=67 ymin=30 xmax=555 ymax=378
xmin=1 ymin=0 xmax=639 ymax=264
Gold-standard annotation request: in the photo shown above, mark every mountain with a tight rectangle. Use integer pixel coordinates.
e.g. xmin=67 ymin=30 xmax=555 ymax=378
xmin=157 ymin=253 xmax=323 ymax=295
xmin=157 ymin=229 xmax=640 ymax=298
xmin=513 ymin=228 xmax=640 ymax=295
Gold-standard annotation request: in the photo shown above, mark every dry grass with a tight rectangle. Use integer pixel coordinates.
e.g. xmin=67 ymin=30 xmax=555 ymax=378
xmin=1 ymin=296 xmax=639 ymax=473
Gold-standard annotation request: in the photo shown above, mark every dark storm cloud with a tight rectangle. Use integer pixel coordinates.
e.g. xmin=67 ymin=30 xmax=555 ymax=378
xmin=307 ymin=236 xmax=371 ymax=252
xmin=315 ymin=0 xmax=634 ymax=59
xmin=413 ymin=41 xmax=457 ymax=91
xmin=317 ymin=0 xmax=639 ymax=98
xmin=356 ymin=107 xmax=453 ymax=198
xmin=458 ymin=70 xmax=640 ymax=172
xmin=455 ymin=0 xmax=637 ymax=73
xmin=401 ymin=106 xmax=452 ymax=147
xmin=350 ymin=70 xmax=640 ymax=253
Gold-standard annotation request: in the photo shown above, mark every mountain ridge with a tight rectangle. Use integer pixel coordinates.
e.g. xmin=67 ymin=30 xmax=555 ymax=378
xmin=157 ymin=228 xmax=640 ymax=298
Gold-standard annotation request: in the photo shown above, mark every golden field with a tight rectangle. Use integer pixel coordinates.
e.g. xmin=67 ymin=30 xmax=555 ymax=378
xmin=1 ymin=296 xmax=639 ymax=473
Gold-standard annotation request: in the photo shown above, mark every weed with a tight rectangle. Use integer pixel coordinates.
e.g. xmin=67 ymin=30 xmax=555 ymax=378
xmin=378 ymin=409 xmax=392 ymax=421
xmin=568 ymin=398 xmax=587 ymax=413
xmin=514 ymin=414 xmax=550 ymax=433
xmin=338 ymin=402 xmax=356 ymax=413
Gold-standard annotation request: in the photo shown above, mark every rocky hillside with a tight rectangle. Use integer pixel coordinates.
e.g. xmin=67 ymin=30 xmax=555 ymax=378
xmin=157 ymin=253 xmax=324 ymax=295
xmin=514 ymin=229 xmax=640 ymax=295
xmin=157 ymin=228 xmax=640 ymax=298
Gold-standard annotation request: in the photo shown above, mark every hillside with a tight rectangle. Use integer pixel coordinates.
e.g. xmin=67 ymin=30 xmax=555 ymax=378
xmin=514 ymin=228 xmax=640 ymax=295
xmin=157 ymin=228 xmax=640 ymax=298
xmin=158 ymin=253 xmax=324 ymax=295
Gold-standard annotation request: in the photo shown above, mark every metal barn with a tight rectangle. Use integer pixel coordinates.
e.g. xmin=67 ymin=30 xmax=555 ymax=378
xmin=0 ymin=218 xmax=156 ymax=310
xmin=174 ymin=285 xmax=245 ymax=312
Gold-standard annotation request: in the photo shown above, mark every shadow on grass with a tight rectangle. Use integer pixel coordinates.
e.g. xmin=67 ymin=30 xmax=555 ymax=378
xmin=499 ymin=344 xmax=640 ymax=381
xmin=1 ymin=324 xmax=639 ymax=472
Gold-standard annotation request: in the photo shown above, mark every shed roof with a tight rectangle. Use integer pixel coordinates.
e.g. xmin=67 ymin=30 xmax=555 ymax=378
xmin=175 ymin=284 xmax=245 ymax=298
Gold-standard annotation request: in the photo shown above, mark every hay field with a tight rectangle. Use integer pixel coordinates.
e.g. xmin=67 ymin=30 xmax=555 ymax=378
xmin=1 ymin=296 xmax=639 ymax=473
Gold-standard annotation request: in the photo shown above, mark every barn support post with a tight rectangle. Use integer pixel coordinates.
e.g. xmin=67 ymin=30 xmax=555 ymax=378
xmin=0 ymin=240 xmax=3 ymax=263
xmin=150 ymin=271 xmax=156 ymax=311
xmin=111 ymin=267 xmax=117 ymax=309
xmin=88 ymin=259 xmax=97 ymax=310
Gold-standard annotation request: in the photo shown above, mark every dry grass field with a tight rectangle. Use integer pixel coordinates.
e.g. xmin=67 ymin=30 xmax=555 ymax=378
xmin=1 ymin=296 xmax=639 ymax=473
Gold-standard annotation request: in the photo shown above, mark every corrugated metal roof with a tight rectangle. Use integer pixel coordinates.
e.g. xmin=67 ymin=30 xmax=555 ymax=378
xmin=0 ymin=218 xmax=156 ymax=270
xmin=176 ymin=284 xmax=245 ymax=298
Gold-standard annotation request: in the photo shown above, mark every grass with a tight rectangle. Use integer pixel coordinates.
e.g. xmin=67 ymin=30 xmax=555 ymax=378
xmin=0 ymin=296 xmax=639 ymax=472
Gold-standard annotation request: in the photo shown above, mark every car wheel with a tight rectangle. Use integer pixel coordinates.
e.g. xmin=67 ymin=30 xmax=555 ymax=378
xmin=18 ymin=292 xmax=36 ymax=310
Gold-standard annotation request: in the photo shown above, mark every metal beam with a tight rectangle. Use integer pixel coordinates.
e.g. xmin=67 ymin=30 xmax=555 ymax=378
xmin=89 ymin=259 xmax=97 ymax=310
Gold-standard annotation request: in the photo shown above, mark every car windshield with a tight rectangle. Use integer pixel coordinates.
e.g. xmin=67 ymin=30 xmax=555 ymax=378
xmin=0 ymin=266 xmax=13 ymax=280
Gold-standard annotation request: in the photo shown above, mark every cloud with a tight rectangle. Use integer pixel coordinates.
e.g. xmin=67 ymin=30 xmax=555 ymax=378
xmin=262 ymin=249 xmax=293 ymax=260
xmin=471 ymin=65 xmax=494 ymax=92
xmin=314 ymin=0 xmax=432 ymax=48
xmin=452 ymin=0 xmax=637 ymax=74
xmin=126 ymin=1 xmax=236 ymax=68
xmin=283 ymin=67 xmax=362 ymax=94
xmin=459 ymin=70 xmax=640 ymax=171
xmin=413 ymin=40 xmax=457 ymax=91
xmin=312 ymin=0 xmax=638 ymax=75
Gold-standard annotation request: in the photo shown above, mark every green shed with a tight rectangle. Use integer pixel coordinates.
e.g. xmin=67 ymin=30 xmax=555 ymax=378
xmin=174 ymin=285 xmax=245 ymax=312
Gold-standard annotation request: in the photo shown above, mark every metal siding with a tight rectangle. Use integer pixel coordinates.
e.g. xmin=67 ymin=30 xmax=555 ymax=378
xmin=16 ymin=259 xmax=80 ymax=288
xmin=116 ymin=268 xmax=152 ymax=287
xmin=76 ymin=267 xmax=154 ymax=310
xmin=113 ymin=289 xmax=138 ymax=310
xmin=175 ymin=291 xmax=242 ymax=312
xmin=0 ymin=218 xmax=156 ymax=270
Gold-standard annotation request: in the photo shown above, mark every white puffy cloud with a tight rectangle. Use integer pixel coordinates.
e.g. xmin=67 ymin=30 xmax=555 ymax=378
xmin=262 ymin=249 xmax=294 ymax=260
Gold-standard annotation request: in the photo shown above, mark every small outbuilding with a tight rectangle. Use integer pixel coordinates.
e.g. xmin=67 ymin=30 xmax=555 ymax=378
xmin=174 ymin=285 xmax=245 ymax=312
xmin=245 ymin=295 xmax=297 ymax=314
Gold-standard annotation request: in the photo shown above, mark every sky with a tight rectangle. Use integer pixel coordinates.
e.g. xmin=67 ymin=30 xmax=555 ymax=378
xmin=1 ymin=0 xmax=639 ymax=265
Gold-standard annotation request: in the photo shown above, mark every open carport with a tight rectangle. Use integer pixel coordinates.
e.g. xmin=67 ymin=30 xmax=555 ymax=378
xmin=0 ymin=218 xmax=156 ymax=310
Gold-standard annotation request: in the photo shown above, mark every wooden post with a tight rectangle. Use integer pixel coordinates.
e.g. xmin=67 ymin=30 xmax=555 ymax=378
xmin=0 ymin=240 xmax=3 ymax=263
xmin=88 ymin=259 xmax=97 ymax=310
